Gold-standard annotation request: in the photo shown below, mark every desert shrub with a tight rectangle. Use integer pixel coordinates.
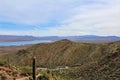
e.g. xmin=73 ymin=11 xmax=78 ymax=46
xmin=0 ymin=75 xmax=7 ymax=80
xmin=37 ymin=75 xmax=49 ymax=80
xmin=19 ymin=66 xmax=32 ymax=76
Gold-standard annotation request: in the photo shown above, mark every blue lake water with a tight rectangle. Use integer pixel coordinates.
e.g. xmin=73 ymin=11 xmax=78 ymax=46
xmin=0 ymin=40 xmax=52 ymax=46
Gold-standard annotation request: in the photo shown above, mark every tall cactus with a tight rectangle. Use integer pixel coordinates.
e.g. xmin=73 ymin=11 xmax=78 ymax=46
xmin=32 ymin=57 xmax=36 ymax=80
xmin=13 ymin=78 xmax=16 ymax=80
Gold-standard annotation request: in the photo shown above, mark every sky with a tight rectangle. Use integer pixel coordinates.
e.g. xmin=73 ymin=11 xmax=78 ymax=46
xmin=0 ymin=0 xmax=120 ymax=36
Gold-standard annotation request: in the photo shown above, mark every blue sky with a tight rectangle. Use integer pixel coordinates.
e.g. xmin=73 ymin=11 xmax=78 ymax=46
xmin=0 ymin=0 xmax=120 ymax=36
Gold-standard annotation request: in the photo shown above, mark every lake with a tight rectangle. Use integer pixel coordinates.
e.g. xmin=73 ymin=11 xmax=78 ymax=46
xmin=0 ymin=40 xmax=52 ymax=46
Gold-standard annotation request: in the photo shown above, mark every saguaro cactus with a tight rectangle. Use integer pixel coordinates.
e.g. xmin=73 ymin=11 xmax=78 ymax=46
xmin=32 ymin=57 xmax=36 ymax=80
xmin=13 ymin=78 xmax=16 ymax=80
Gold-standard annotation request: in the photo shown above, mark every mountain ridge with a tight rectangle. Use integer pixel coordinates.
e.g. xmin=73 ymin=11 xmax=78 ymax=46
xmin=3 ymin=39 xmax=120 ymax=67
xmin=1 ymin=39 xmax=120 ymax=79
xmin=0 ymin=35 xmax=120 ymax=42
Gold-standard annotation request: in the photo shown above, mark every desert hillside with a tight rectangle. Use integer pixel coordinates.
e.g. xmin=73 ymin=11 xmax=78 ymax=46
xmin=3 ymin=40 xmax=120 ymax=67
xmin=1 ymin=40 xmax=120 ymax=80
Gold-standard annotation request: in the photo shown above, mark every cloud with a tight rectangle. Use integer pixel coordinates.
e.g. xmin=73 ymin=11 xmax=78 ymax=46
xmin=0 ymin=0 xmax=120 ymax=36
xmin=49 ymin=0 xmax=120 ymax=36
xmin=0 ymin=0 xmax=80 ymax=25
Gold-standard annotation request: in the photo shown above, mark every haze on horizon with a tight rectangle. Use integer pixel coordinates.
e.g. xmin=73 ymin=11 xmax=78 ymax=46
xmin=0 ymin=0 xmax=120 ymax=36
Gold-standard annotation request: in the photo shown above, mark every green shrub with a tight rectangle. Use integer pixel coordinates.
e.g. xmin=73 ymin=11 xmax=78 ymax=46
xmin=19 ymin=66 xmax=32 ymax=76
xmin=0 ymin=75 xmax=7 ymax=80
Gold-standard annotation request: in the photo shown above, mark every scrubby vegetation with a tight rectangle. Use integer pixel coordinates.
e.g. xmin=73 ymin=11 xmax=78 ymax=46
xmin=2 ymin=40 xmax=107 ymax=67
xmin=0 ymin=40 xmax=120 ymax=80
xmin=0 ymin=63 xmax=20 ymax=80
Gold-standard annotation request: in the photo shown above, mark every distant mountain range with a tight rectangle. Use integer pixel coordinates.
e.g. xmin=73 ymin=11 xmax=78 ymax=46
xmin=0 ymin=35 xmax=120 ymax=42
xmin=39 ymin=35 xmax=120 ymax=41
xmin=0 ymin=35 xmax=38 ymax=42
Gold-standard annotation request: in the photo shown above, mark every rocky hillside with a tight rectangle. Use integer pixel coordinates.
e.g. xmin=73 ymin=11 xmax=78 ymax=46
xmin=1 ymin=39 xmax=120 ymax=79
xmin=3 ymin=40 xmax=120 ymax=67
xmin=0 ymin=63 xmax=20 ymax=80
xmin=55 ymin=41 xmax=120 ymax=80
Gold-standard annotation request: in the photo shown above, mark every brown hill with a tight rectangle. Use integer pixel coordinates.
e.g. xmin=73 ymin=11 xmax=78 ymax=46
xmin=3 ymin=40 xmax=119 ymax=67
xmin=3 ymin=39 xmax=99 ymax=67
xmin=57 ymin=41 xmax=120 ymax=80
xmin=1 ymin=40 xmax=120 ymax=79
